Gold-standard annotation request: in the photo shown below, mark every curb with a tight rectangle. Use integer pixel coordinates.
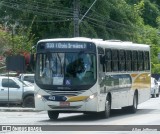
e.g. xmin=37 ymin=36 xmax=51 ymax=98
xmin=0 ymin=107 xmax=40 ymax=112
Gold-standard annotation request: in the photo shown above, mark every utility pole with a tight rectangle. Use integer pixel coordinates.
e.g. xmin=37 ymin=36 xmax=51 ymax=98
xmin=73 ymin=0 xmax=79 ymax=37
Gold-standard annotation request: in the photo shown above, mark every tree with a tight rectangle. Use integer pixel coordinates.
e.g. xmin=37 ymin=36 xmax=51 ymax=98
xmin=1 ymin=0 xmax=160 ymax=73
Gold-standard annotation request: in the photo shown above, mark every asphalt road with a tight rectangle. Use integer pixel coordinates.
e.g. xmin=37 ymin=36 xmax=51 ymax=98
xmin=0 ymin=97 xmax=160 ymax=125
xmin=0 ymin=97 xmax=160 ymax=134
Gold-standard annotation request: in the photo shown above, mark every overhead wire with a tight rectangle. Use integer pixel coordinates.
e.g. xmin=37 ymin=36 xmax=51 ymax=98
xmin=84 ymin=15 xmax=136 ymax=35
xmin=85 ymin=19 xmax=134 ymax=36
xmin=1 ymin=1 xmax=73 ymax=18
xmin=0 ymin=0 xmax=139 ymax=35
xmin=1 ymin=0 xmax=133 ymax=28
xmin=80 ymin=2 xmax=137 ymax=30
xmin=0 ymin=17 xmax=72 ymax=23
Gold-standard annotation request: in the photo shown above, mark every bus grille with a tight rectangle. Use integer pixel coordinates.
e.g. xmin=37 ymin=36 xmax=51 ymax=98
xmin=45 ymin=90 xmax=85 ymax=96
xmin=48 ymin=105 xmax=82 ymax=110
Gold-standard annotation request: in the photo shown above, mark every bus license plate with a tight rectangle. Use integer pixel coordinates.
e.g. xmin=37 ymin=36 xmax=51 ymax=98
xmin=60 ymin=102 xmax=70 ymax=107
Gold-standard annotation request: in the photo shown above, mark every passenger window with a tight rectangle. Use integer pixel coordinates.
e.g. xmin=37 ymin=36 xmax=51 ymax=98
xmin=98 ymin=54 xmax=105 ymax=83
xmin=138 ymin=51 xmax=144 ymax=71
xmin=144 ymin=51 xmax=150 ymax=70
xmin=126 ymin=51 xmax=132 ymax=71
xmin=2 ymin=79 xmax=20 ymax=88
xmin=98 ymin=47 xmax=105 ymax=73
xmin=112 ymin=50 xmax=118 ymax=71
xmin=105 ymin=49 xmax=111 ymax=72
xmin=98 ymin=47 xmax=104 ymax=54
xmin=119 ymin=50 xmax=126 ymax=71
xmin=99 ymin=55 xmax=105 ymax=72
xmin=132 ymin=51 xmax=138 ymax=71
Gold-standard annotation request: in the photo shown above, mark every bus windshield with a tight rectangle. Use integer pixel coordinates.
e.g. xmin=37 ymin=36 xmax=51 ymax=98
xmin=35 ymin=52 xmax=97 ymax=88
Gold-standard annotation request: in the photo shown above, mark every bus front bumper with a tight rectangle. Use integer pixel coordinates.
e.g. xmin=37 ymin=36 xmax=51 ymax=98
xmin=35 ymin=94 xmax=100 ymax=112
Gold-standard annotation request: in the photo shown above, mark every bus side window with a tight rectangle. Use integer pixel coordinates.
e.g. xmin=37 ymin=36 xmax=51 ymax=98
xmin=119 ymin=50 xmax=126 ymax=71
xmin=132 ymin=51 xmax=138 ymax=71
xmin=138 ymin=51 xmax=144 ymax=71
xmin=98 ymin=47 xmax=105 ymax=72
xmin=105 ymin=49 xmax=111 ymax=72
xmin=98 ymin=54 xmax=105 ymax=83
xmin=144 ymin=51 xmax=150 ymax=70
xmin=111 ymin=50 xmax=118 ymax=71
xmin=126 ymin=50 xmax=132 ymax=71
xmin=99 ymin=55 xmax=105 ymax=72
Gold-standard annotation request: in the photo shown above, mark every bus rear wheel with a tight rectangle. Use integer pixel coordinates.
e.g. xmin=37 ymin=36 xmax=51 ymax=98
xmin=100 ymin=96 xmax=111 ymax=118
xmin=48 ymin=111 xmax=59 ymax=120
xmin=129 ymin=93 xmax=138 ymax=113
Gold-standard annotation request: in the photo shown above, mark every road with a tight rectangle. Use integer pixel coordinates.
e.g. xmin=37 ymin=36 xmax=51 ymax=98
xmin=0 ymin=97 xmax=160 ymax=125
xmin=0 ymin=97 xmax=160 ymax=134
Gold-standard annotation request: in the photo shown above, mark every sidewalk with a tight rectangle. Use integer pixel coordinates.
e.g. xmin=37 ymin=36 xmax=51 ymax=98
xmin=0 ymin=107 xmax=39 ymax=112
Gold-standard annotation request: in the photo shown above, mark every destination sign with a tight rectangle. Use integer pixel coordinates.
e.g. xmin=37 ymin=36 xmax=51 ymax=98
xmin=45 ymin=42 xmax=87 ymax=49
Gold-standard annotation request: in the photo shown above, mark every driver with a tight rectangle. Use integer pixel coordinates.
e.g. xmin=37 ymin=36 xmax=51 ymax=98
xmin=76 ymin=54 xmax=91 ymax=80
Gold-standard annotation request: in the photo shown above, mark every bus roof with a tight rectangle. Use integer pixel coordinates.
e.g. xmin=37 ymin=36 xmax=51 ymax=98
xmin=37 ymin=37 xmax=150 ymax=51
xmin=38 ymin=37 xmax=96 ymax=43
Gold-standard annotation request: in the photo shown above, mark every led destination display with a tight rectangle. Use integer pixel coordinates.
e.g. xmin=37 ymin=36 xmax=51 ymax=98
xmin=45 ymin=42 xmax=87 ymax=49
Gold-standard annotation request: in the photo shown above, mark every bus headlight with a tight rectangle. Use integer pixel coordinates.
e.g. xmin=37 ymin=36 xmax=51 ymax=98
xmin=36 ymin=94 xmax=42 ymax=99
xmin=85 ymin=93 xmax=97 ymax=101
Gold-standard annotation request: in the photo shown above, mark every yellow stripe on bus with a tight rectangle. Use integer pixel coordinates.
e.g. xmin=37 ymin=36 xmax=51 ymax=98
xmin=66 ymin=96 xmax=88 ymax=102
xmin=131 ymin=74 xmax=138 ymax=77
xmin=131 ymin=73 xmax=151 ymax=89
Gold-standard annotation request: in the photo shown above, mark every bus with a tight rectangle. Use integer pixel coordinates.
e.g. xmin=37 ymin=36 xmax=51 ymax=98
xmin=34 ymin=37 xmax=151 ymax=120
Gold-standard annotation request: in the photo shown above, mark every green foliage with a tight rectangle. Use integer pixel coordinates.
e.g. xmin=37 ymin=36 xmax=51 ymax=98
xmin=152 ymin=64 xmax=160 ymax=74
xmin=0 ymin=25 xmax=35 ymax=56
xmin=0 ymin=0 xmax=160 ymax=73
xmin=0 ymin=28 xmax=12 ymax=55
xmin=142 ymin=0 xmax=160 ymax=27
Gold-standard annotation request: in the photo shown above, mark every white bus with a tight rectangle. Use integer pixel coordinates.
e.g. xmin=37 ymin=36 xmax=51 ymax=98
xmin=34 ymin=37 xmax=151 ymax=120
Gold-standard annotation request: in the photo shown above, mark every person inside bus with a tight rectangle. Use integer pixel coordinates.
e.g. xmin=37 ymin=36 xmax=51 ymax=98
xmin=76 ymin=54 xmax=92 ymax=80
xmin=50 ymin=53 xmax=64 ymax=75
xmin=42 ymin=59 xmax=52 ymax=84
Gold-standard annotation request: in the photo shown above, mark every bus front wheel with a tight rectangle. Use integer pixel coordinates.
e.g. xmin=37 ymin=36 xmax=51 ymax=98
xmin=100 ymin=96 xmax=111 ymax=118
xmin=48 ymin=111 xmax=59 ymax=120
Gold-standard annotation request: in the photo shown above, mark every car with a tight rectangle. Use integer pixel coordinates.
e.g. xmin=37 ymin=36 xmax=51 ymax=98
xmin=18 ymin=73 xmax=34 ymax=83
xmin=23 ymin=81 xmax=34 ymax=87
xmin=151 ymin=77 xmax=159 ymax=98
xmin=0 ymin=76 xmax=35 ymax=107
xmin=157 ymin=78 xmax=160 ymax=92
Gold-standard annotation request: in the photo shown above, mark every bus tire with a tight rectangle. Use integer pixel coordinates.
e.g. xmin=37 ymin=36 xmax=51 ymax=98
xmin=23 ymin=95 xmax=35 ymax=108
xmin=48 ymin=111 xmax=59 ymax=120
xmin=152 ymin=93 xmax=156 ymax=98
xmin=129 ymin=92 xmax=138 ymax=113
xmin=100 ymin=96 xmax=111 ymax=118
xmin=156 ymin=93 xmax=159 ymax=97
